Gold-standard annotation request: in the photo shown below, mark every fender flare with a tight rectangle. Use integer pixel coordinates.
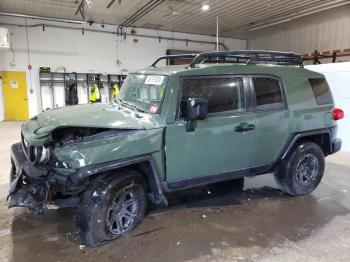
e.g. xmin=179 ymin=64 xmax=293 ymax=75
xmin=278 ymin=127 xmax=334 ymax=161
xmin=69 ymin=154 xmax=168 ymax=207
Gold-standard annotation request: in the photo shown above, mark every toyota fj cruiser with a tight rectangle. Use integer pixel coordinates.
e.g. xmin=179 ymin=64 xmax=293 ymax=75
xmin=9 ymin=51 xmax=343 ymax=246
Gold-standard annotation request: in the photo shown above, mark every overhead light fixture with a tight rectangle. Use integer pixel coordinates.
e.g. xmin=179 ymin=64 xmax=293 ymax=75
xmin=201 ymin=4 xmax=210 ymax=11
xmin=249 ymin=18 xmax=292 ymax=31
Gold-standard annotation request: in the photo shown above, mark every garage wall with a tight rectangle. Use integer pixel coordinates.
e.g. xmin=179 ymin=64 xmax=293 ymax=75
xmin=0 ymin=16 xmax=247 ymax=120
xmin=248 ymin=10 xmax=350 ymax=56
xmin=306 ymin=63 xmax=350 ymax=152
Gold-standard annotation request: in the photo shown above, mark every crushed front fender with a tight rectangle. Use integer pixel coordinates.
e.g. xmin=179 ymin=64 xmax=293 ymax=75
xmin=8 ymin=143 xmax=50 ymax=215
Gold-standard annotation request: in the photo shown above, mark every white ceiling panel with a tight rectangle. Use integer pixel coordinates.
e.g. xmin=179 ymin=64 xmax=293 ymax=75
xmin=0 ymin=0 xmax=349 ymax=39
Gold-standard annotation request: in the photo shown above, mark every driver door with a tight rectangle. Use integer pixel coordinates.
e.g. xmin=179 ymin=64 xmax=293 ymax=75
xmin=165 ymin=75 xmax=256 ymax=185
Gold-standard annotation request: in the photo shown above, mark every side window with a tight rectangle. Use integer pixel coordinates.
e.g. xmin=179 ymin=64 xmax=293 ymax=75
xmin=180 ymin=77 xmax=245 ymax=116
xmin=252 ymin=77 xmax=284 ymax=110
xmin=309 ymin=78 xmax=333 ymax=105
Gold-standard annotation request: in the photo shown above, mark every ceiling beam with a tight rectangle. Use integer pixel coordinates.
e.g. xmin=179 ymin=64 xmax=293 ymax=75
xmin=107 ymin=0 xmax=122 ymax=9
xmin=75 ymin=0 xmax=86 ymax=21
xmin=0 ymin=12 xmax=86 ymax=24
xmin=119 ymin=0 xmax=165 ymax=30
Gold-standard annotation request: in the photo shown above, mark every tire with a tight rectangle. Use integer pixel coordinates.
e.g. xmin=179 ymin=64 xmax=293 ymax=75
xmin=274 ymin=141 xmax=325 ymax=196
xmin=76 ymin=169 xmax=147 ymax=247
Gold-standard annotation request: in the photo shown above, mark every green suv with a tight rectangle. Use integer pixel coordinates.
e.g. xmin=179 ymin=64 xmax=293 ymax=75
xmin=9 ymin=51 xmax=343 ymax=246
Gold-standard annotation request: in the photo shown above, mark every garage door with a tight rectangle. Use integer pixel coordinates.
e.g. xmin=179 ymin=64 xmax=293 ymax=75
xmin=306 ymin=63 xmax=350 ymax=152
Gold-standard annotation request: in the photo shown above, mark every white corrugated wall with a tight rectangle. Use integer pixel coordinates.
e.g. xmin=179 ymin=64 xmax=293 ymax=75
xmin=248 ymin=5 xmax=350 ymax=151
xmin=306 ymin=63 xmax=350 ymax=152
xmin=248 ymin=13 xmax=350 ymax=57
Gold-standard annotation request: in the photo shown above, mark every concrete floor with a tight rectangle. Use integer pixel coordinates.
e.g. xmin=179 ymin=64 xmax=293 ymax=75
xmin=0 ymin=121 xmax=350 ymax=262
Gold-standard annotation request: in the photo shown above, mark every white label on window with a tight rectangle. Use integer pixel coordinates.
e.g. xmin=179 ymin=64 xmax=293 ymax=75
xmin=145 ymin=75 xmax=164 ymax=85
xmin=10 ymin=80 xmax=18 ymax=89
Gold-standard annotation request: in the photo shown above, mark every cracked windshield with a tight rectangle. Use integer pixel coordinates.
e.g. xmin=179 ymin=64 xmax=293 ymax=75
xmin=117 ymin=74 xmax=168 ymax=114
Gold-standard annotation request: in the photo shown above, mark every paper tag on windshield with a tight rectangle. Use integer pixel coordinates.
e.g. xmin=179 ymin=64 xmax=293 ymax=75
xmin=145 ymin=75 xmax=164 ymax=85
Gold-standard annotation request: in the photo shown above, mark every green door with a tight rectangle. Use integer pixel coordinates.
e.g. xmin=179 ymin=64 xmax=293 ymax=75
xmin=165 ymin=76 xmax=256 ymax=182
xmin=248 ymin=76 xmax=290 ymax=166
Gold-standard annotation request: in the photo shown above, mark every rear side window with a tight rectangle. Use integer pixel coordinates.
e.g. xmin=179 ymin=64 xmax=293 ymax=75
xmin=252 ymin=77 xmax=284 ymax=110
xmin=180 ymin=77 xmax=245 ymax=115
xmin=309 ymin=78 xmax=333 ymax=105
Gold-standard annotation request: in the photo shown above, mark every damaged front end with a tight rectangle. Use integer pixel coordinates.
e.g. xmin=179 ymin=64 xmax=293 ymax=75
xmin=8 ymin=117 xmax=164 ymax=215
xmin=8 ymin=143 xmax=50 ymax=215
xmin=8 ymin=126 xmax=136 ymax=215
xmin=7 ymin=126 xmax=120 ymax=215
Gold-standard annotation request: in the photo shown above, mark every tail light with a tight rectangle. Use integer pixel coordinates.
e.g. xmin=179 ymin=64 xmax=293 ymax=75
xmin=332 ymin=108 xmax=344 ymax=121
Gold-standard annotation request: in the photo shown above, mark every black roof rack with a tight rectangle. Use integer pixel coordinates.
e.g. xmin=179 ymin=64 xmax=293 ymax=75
xmin=188 ymin=50 xmax=303 ymax=68
xmin=151 ymin=54 xmax=199 ymax=67
xmin=151 ymin=50 xmax=303 ymax=68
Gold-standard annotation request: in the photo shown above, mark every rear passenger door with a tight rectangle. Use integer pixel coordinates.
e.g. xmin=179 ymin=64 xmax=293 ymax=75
xmin=249 ymin=76 xmax=290 ymax=167
xmin=165 ymin=75 xmax=256 ymax=182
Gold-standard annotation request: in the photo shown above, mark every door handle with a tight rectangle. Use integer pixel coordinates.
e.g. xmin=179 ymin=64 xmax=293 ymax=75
xmin=235 ymin=122 xmax=255 ymax=132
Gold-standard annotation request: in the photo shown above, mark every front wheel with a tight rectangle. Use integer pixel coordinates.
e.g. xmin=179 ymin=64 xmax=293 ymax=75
xmin=76 ymin=170 xmax=147 ymax=247
xmin=274 ymin=141 xmax=325 ymax=196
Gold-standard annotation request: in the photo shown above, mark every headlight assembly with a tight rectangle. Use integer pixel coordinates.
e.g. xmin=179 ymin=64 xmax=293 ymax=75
xmin=22 ymin=133 xmax=51 ymax=165
xmin=39 ymin=146 xmax=51 ymax=164
xmin=26 ymin=145 xmax=51 ymax=165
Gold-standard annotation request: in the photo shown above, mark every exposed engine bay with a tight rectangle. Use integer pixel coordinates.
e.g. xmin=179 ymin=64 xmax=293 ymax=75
xmin=51 ymin=127 xmax=132 ymax=146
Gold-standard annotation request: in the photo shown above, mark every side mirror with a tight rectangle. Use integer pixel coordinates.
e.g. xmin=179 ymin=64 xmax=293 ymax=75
xmin=184 ymin=98 xmax=208 ymax=132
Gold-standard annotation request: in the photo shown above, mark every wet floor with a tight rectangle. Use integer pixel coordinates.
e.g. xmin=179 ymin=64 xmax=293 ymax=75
xmin=1 ymin=158 xmax=350 ymax=262
xmin=1 ymin=122 xmax=350 ymax=261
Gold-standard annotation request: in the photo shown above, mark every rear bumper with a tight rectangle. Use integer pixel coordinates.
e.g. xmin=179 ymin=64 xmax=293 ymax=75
xmin=331 ymin=138 xmax=342 ymax=154
xmin=8 ymin=143 xmax=50 ymax=215
xmin=329 ymin=125 xmax=341 ymax=155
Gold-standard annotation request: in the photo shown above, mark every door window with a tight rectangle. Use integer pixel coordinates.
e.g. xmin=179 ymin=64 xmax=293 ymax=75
xmin=252 ymin=77 xmax=284 ymax=110
xmin=180 ymin=77 xmax=245 ymax=117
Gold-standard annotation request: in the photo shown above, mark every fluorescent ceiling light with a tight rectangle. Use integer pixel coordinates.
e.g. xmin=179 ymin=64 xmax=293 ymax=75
xmin=201 ymin=4 xmax=210 ymax=11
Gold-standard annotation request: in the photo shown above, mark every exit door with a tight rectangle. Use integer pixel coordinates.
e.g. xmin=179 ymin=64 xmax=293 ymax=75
xmin=1 ymin=71 xmax=29 ymax=120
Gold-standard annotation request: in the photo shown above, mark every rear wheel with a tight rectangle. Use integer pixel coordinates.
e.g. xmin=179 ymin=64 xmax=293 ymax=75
xmin=76 ymin=170 xmax=147 ymax=247
xmin=274 ymin=141 xmax=325 ymax=196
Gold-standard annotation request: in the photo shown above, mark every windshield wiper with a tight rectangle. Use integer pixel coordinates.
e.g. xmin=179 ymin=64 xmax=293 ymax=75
xmin=133 ymin=104 xmax=145 ymax=113
xmin=132 ymin=104 xmax=144 ymax=118
xmin=118 ymin=99 xmax=144 ymax=118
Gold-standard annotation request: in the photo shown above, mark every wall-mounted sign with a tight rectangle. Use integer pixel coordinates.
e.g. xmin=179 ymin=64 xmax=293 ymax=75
xmin=10 ymin=80 xmax=18 ymax=89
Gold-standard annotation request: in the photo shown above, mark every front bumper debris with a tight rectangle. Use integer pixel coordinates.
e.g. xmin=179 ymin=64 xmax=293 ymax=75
xmin=8 ymin=143 xmax=49 ymax=215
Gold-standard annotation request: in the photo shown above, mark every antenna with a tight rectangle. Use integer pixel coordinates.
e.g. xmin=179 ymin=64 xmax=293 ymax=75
xmin=216 ymin=17 xmax=219 ymax=51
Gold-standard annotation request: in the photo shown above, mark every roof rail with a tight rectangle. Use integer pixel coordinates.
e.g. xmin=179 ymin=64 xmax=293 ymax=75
xmin=188 ymin=50 xmax=304 ymax=68
xmin=151 ymin=54 xmax=198 ymax=67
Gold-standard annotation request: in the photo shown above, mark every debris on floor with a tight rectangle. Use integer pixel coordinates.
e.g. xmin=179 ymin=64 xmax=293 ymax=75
xmin=318 ymin=197 xmax=331 ymax=201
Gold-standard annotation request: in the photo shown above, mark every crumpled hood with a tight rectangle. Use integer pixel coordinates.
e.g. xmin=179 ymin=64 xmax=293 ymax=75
xmin=23 ymin=103 xmax=161 ymax=141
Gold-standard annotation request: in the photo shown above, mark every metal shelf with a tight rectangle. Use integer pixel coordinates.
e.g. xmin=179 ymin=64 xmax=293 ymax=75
xmin=39 ymin=71 xmax=127 ymax=112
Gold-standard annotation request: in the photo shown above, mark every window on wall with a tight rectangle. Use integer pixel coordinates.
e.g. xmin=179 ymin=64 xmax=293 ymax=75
xmin=252 ymin=77 xmax=284 ymax=110
xmin=180 ymin=77 xmax=245 ymax=117
xmin=309 ymin=78 xmax=333 ymax=105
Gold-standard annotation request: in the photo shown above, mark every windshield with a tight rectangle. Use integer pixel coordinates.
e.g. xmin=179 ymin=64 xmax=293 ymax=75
xmin=116 ymin=74 xmax=168 ymax=114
